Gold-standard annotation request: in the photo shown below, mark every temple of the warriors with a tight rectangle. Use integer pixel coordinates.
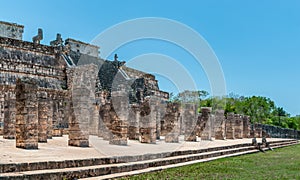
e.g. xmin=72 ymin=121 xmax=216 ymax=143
xmin=0 ymin=20 xmax=299 ymax=149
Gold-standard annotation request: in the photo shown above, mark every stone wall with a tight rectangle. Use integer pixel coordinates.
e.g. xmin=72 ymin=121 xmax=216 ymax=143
xmin=0 ymin=21 xmax=24 ymax=40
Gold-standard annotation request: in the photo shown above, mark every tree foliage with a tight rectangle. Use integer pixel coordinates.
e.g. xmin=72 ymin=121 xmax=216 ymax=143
xmin=170 ymin=90 xmax=300 ymax=130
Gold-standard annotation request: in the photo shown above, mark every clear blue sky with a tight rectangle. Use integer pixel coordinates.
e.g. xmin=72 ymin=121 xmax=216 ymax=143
xmin=1 ymin=0 xmax=300 ymax=115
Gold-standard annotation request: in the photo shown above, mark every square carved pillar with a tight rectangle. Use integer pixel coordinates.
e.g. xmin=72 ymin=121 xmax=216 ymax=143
xmin=15 ymin=78 xmax=38 ymax=149
xmin=183 ymin=103 xmax=197 ymax=142
xmin=68 ymin=64 xmax=97 ymax=147
xmin=38 ymin=91 xmax=48 ymax=143
xmin=226 ymin=113 xmax=235 ymax=139
xmin=164 ymin=102 xmax=180 ymax=143
xmin=3 ymin=90 xmax=16 ymax=139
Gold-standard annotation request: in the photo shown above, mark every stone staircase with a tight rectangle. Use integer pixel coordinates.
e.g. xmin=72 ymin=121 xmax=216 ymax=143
xmin=0 ymin=139 xmax=298 ymax=180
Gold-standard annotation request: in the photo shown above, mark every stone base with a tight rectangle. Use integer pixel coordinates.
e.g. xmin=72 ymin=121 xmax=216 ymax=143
xmin=16 ymin=143 xmax=38 ymax=149
xmin=215 ymin=132 xmax=226 ymax=140
xmin=68 ymin=140 xmax=89 ymax=147
xmin=184 ymin=134 xmax=197 ymax=142
xmin=234 ymin=131 xmax=243 ymax=139
xmin=109 ymin=137 xmax=128 ymax=146
xmin=128 ymin=126 xmax=139 ymax=140
xmin=3 ymin=135 xmax=15 ymax=139
xmin=38 ymin=138 xmax=47 ymax=143
xmin=139 ymin=128 xmax=156 ymax=144
xmin=165 ymin=133 xmax=179 ymax=143
xmin=52 ymin=129 xmax=63 ymax=137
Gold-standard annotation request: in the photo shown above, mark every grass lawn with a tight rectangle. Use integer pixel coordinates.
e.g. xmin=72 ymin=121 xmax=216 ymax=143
xmin=122 ymin=144 xmax=300 ymax=180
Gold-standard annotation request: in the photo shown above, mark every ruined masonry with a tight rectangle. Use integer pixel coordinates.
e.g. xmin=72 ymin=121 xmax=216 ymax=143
xmin=0 ymin=20 xmax=299 ymax=150
xmin=15 ymin=78 xmax=38 ymax=149
xmin=67 ymin=64 xmax=97 ymax=147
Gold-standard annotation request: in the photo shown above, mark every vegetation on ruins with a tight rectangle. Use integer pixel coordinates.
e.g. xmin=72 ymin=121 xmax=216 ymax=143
xmin=124 ymin=144 xmax=300 ymax=179
xmin=170 ymin=90 xmax=300 ymax=130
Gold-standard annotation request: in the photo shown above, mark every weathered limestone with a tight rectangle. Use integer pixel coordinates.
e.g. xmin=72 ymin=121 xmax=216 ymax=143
xmin=47 ymin=96 xmax=53 ymax=139
xmin=128 ymin=104 xmax=140 ymax=140
xmin=164 ymin=102 xmax=180 ymax=143
xmin=200 ymin=107 xmax=213 ymax=140
xmin=242 ymin=115 xmax=251 ymax=138
xmin=226 ymin=113 xmax=235 ymax=139
xmin=89 ymin=102 xmax=99 ymax=136
xmin=98 ymin=102 xmax=113 ymax=140
xmin=139 ymin=98 xmax=156 ymax=144
xmin=15 ymin=78 xmax=39 ymax=149
xmin=52 ymin=95 xmax=63 ymax=137
xmin=68 ymin=64 xmax=97 ymax=147
xmin=155 ymin=100 xmax=165 ymax=140
xmin=234 ymin=114 xmax=243 ymax=139
xmin=0 ymin=91 xmax=4 ymax=135
xmin=109 ymin=90 xmax=129 ymax=145
xmin=214 ymin=110 xmax=226 ymax=140
xmin=3 ymin=90 xmax=16 ymax=139
xmin=38 ymin=91 xmax=48 ymax=142
xmin=183 ymin=103 xmax=197 ymax=142
xmin=254 ymin=123 xmax=262 ymax=138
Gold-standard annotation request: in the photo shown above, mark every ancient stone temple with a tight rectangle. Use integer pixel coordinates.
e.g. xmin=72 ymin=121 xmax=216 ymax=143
xmin=1 ymin=20 xmax=298 ymax=154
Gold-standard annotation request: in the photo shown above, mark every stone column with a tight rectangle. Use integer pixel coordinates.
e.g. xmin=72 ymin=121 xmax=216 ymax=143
xmin=225 ymin=112 xmax=235 ymax=139
xmin=38 ymin=91 xmax=48 ymax=143
xmin=68 ymin=64 xmax=97 ymax=147
xmin=128 ymin=104 xmax=140 ymax=140
xmin=156 ymin=100 xmax=165 ymax=140
xmin=3 ymin=90 xmax=16 ymax=139
xmin=47 ymin=96 xmax=53 ymax=139
xmin=15 ymin=78 xmax=38 ymax=149
xmin=200 ymin=107 xmax=212 ymax=140
xmin=242 ymin=115 xmax=251 ymax=138
xmin=214 ymin=110 xmax=226 ymax=140
xmin=183 ymin=103 xmax=197 ymax=142
xmin=109 ymin=90 xmax=129 ymax=145
xmin=0 ymin=91 xmax=4 ymax=135
xmin=52 ymin=95 xmax=62 ymax=137
xmin=139 ymin=97 xmax=156 ymax=144
xmin=234 ymin=114 xmax=243 ymax=139
xmin=164 ymin=102 xmax=180 ymax=143
xmin=99 ymin=102 xmax=113 ymax=140
xmin=254 ymin=123 xmax=262 ymax=138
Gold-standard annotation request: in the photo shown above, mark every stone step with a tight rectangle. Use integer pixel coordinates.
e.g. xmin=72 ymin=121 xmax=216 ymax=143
xmin=0 ymin=140 xmax=297 ymax=180
xmin=0 ymin=139 xmax=297 ymax=174
xmin=0 ymin=140 xmax=255 ymax=174
xmin=87 ymin=142 xmax=299 ymax=180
